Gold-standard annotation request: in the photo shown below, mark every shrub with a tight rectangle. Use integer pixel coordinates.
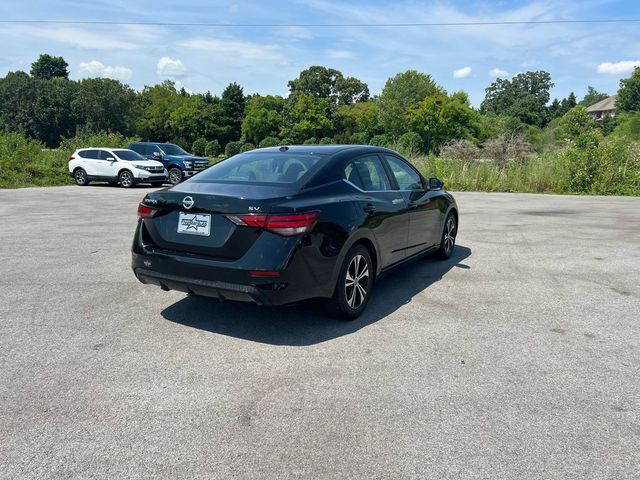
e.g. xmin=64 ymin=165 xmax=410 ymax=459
xmin=441 ymin=139 xmax=480 ymax=163
xmin=303 ymin=137 xmax=317 ymax=145
xmin=59 ymin=131 xmax=139 ymax=154
xmin=192 ymin=138 xmax=207 ymax=156
xmin=224 ymin=140 xmax=242 ymax=157
xmin=258 ymin=136 xmax=280 ymax=148
xmin=369 ymin=134 xmax=391 ymax=147
xmin=351 ymin=132 xmax=368 ymax=144
xmin=396 ymin=131 xmax=423 ymax=155
xmin=205 ymin=139 xmax=221 ymax=157
xmin=482 ymin=134 xmax=532 ymax=168
xmin=240 ymin=142 xmax=255 ymax=152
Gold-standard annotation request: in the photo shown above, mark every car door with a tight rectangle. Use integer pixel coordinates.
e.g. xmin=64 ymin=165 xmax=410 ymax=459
xmin=344 ymin=154 xmax=409 ymax=268
xmin=80 ymin=149 xmax=100 ymax=176
xmin=98 ymin=150 xmax=120 ymax=179
xmin=382 ymin=154 xmax=441 ymax=256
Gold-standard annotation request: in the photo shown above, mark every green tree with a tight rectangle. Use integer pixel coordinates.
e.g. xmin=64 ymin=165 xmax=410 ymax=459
xmin=378 ymin=70 xmax=440 ymax=137
xmin=396 ymin=131 xmax=423 ymax=155
xmin=241 ymin=95 xmax=285 ymax=144
xmin=137 ymin=81 xmax=182 ymax=141
xmin=555 ymin=106 xmax=596 ymax=140
xmin=334 ymin=101 xmax=381 ymax=142
xmin=192 ymin=137 xmax=207 ymax=156
xmin=480 ymin=71 xmax=554 ymax=127
xmin=288 ymin=66 xmax=369 ymax=105
xmin=282 ymin=93 xmax=333 ymax=143
xmin=617 ymin=67 xmax=640 ymax=113
xmin=205 ymin=139 xmax=221 ymax=156
xmin=225 ymin=140 xmax=242 ymax=157
xmin=258 ymin=136 xmax=280 ymax=147
xmin=30 ymin=54 xmax=69 ymax=80
xmin=220 ymin=82 xmax=246 ymax=143
xmin=72 ymin=78 xmax=138 ymax=135
xmin=0 ymin=71 xmax=38 ymax=138
xmin=580 ymin=86 xmax=609 ymax=107
xmin=33 ymin=77 xmax=79 ymax=146
xmin=407 ymin=90 xmax=481 ymax=152
xmin=167 ymin=95 xmax=225 ymax=145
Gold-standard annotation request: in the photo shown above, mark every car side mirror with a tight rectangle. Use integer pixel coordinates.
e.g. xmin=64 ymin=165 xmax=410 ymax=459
xmin=429 ymin=177 xmax=444 ymax=190
xmin=153 ymin=151 xmax=162 ymax=158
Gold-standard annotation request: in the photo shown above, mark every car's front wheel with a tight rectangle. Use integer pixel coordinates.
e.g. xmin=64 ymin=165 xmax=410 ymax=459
xmin=329 ymin=244 xmax=373 ymax=320
xmin=74 ymin=168 xmax=89 ymax=186
xmin=119 ymin=170 xmax=134 ymax=188
xmin=168 ymin=168 xmax=183 ymax=185
xmin=436 ymin=212 xmax=457 ymax=259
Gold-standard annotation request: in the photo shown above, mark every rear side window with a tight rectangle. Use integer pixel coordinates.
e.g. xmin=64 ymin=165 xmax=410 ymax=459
xmin=79 ymin=149 xmax=99 ymax=159
xmin=195 ymin=152 xmax=326 ymax=184
xmin=384 ymin=155 xmax=423 ymax=190
xmin=345 ymin=155 xmax=392 ymax=191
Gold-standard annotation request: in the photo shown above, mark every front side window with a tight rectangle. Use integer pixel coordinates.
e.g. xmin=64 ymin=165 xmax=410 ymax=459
xmin=344 ymin=155 xmax=392 ymax=191
xmin=384 ymin=155 xmax=423 ymax=190
xmin=194 ymin=152 xmax=326 ymax=184
xmin=97 ymin=150 xmax=113 ymax=160
xmin=158 ymin=143 xmax=188 ymax=156
xmin=113 ymin=150 xmax=145 ymax=161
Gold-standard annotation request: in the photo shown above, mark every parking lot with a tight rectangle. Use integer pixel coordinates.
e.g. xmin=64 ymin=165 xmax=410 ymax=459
xmin=1 ymin=185 xmax=639 ymax=479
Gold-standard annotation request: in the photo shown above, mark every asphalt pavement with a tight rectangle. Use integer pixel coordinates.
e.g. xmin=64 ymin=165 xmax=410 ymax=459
xmin=1 ymin=185 xmax=639 ymax=479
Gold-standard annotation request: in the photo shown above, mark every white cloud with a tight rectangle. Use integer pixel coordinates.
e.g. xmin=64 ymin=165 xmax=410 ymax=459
xmin=453 ymin=66 xmax=472 ymax=79
xmin=279 ymin=26 xmax=314 ymax=40
xmin=157 ymin=57 xmax=187 ymax=78
xmin=326 ymin=49 xmax=356 ymax=59
xmin=597 ymin=60 xmax=640 ymax=75
xmin=78 ymin=60 xmax=132 ymax=80
xmin=179 ymin=37 xmax=283 ymax=61
xmin=489 ymin=68 xmax=509 ymax=78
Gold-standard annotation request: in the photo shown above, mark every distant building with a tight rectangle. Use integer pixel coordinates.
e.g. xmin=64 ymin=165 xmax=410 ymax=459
xmin=586 ymin=96 xmax=616 ymax=120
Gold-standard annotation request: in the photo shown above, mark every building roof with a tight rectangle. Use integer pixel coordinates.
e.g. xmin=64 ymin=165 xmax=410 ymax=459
xmin=587 ymin=96 xmax=617 ymax=112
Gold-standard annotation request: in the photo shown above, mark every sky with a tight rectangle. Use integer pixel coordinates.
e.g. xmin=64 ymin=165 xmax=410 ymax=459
xmin=1 ymin=0 xmax=639 ymax=106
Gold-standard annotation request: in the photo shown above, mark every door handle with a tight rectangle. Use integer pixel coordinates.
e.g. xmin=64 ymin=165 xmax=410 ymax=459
xmin=364 ymin=203 xmax=376 ymax=215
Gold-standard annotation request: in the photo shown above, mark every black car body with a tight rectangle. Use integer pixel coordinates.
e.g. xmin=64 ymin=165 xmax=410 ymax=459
xmin=131 ymin=145 xmax=458 ymax=318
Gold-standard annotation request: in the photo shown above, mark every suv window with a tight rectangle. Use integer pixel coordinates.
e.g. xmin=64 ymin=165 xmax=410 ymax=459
xmin=384 ymin=155 xmax=423 ymax=190
xmin=97 ymin=150 xmax=113 ymax=160
xmin=129 ymin=143 xmax=144 ymax=155
xmin=80 ymin=149 xmax=99 ymax=160
xmin=345 ymin=155 xmax=392 ymax=191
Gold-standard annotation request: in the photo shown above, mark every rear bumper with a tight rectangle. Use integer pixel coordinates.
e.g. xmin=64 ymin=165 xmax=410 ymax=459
xmin=134 ymin=268 xmax=271 ymax=305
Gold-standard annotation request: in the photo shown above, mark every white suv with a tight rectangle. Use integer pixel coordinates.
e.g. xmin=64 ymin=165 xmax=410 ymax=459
xmin=68 ymin=148 xmax=168 ymax=188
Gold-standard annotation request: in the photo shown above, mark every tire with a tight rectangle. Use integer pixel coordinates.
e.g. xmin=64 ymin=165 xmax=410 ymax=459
xmin=74 ymin=168 xmax=89 ymax=186
xmin=328 ymin=244 xmax=374 ymax=320
xmin=168 ymin=168 xmax=183 ymax=185
xmin=436 ymin=212 xmax=457 ymax=260
xmin=119 ymin=170 xmax=134 ymax=188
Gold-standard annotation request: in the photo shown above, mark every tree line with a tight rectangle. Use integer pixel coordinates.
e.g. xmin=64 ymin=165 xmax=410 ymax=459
xmin=1 ymin=53 xmax=640 ymax=158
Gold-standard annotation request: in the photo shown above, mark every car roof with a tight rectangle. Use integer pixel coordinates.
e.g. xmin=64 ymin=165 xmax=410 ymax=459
xmin=251 ymin=144 xmax=396 ymax=156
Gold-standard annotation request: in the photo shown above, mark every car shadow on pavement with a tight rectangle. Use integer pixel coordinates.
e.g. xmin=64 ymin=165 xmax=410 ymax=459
xmin=161 ymin=245 xmax=471 ymax=346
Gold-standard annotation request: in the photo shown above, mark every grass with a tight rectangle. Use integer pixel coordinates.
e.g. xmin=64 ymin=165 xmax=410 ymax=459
xmin=1 ymin=131 xmax=639 ymax=195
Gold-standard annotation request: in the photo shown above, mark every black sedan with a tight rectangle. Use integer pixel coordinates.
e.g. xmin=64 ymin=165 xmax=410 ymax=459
xmin=131 ymin=145 xmax=458 ymax=318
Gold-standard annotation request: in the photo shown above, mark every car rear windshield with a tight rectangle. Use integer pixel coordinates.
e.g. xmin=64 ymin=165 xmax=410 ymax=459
xmin=194 ymin=152 xmax=327 ymax=184
xmin=113 ymin=150 xmax=145 ymax=161
xmin=159 ymin=143 xmax=188 ymax=155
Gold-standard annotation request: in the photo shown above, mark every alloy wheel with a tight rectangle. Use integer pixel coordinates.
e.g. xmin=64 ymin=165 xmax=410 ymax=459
xmin=444 ymin=216 xmax=456 ymax=252
xmin=344 ymin=254 xmax=369 ymax=309
xmin=74 ymin=169 xmax=86 ymax=185
xmin=169 ymin=169 xmax=182 ymax=185
xmin=120 ymin=171 xmax=133 ymax=188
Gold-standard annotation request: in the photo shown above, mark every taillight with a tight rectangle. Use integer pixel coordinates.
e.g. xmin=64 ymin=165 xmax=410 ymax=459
xmin=137 ymin=203 xmax=157 ymax=219
xmin=226 ymin=212 xmax=318 ymax=236
xmin=68 ymin=156 xmax=75 ymax=162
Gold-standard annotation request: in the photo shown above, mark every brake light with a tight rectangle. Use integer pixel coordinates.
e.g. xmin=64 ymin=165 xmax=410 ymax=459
xmin=68 ymin=156 xmax=75 ymax=162
xmin=137 ymin=203 xmax=157 ymax=219
xmin=226 ymin=212 xmax=318 ymax=236
xmin=249 ymin=270 xmax=280 ymax=277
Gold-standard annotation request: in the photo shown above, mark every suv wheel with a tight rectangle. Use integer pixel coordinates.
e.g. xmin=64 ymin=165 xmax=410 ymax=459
xmin=168 ymin=168 xmax=183 ymax=185
xmin=74 ymin=168 xmax=89 ymax=186
xmin=119 ymin=170 xmax=134 ymax=188
xmin=329 ymin=244 xmax=373 ymax=320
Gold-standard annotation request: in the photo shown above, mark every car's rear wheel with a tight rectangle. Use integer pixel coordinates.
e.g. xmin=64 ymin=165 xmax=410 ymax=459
xmin=436 ymin=212 xmax=457 ymax=259
xmin=329 ymin=244 xmax=373 ymax=320
xmin=168 ymin=168 xmax=183 ymax=185
xmin=74 ymin=168 xmax=89 ymax=186
xmin=119 ymin=170 xmax=134 ymax=188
